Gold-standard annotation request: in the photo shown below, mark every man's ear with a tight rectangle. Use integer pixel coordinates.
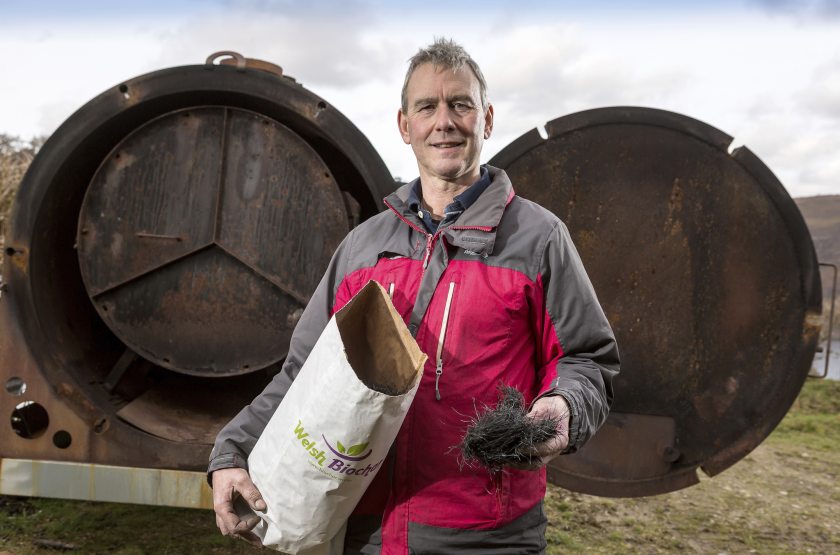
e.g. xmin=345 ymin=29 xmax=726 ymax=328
xmin=397 ymin=109 xmax=411 ymax=144
xmin=483 ymin=103 xmax=494 ymax=140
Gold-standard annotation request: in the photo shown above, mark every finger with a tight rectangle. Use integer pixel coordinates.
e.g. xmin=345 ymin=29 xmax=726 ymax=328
xmin=212 ymin=473 xmax=237 ymax=512
xmin=527 ymin=435 xmax=569 ymax=465
xmin=234 ymin=514 xmax=262 ymax=532
xmin=528 ymin=407 xmax=570 ymax=447
xmin=214 ymin=489 xmax=239 ymax=535
xmin=525 ymin=405 xmax=552 ymax=420
xmin=518 ymin=436 xmax=562 ymax=463
xmin=233 ymin=530 xmax=264 ymax=547
xmin=219 ymin=506 xmax=245 ymax=536
xmin=530 ymin=395 xmax=570 ymax=416
xmin=236 ymin=478 xmax=267 ymax=512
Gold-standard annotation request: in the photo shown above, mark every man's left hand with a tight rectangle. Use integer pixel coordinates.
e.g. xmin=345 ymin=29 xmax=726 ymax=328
xmin=510 ymin=395 xmax=570 ymax=470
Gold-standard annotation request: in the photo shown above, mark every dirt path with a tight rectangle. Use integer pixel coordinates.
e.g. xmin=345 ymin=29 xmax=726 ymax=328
xmin=545 ymin=432 xmax=840 ymax=553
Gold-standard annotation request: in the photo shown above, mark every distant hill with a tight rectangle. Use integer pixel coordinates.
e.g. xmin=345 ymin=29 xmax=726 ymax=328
xmin=795 ymin=195 xmax=840 ymax=339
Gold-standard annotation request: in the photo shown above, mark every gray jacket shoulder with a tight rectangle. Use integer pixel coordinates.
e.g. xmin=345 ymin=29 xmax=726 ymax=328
xmin=492 ymin=194 xmax=570 ymax=279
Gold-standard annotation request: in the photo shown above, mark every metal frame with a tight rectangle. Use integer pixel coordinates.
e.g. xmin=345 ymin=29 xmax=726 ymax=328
xmin=811 ymin=263 xmax=837 ymax=379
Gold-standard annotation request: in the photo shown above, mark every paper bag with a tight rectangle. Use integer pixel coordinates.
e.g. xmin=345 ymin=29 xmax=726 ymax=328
xmin=247 ymin=280 xmax=427 ymax=553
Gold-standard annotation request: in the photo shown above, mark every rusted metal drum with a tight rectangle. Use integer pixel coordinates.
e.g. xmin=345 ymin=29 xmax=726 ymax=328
xmin=1 ymin=55 xmax=393 ymax=469
xmin=490 ymin=107 xmax=822 ymax=497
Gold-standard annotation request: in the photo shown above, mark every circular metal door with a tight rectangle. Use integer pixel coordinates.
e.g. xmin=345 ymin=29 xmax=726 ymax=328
xmin=490 ymin=107 xmax=821 ymax=497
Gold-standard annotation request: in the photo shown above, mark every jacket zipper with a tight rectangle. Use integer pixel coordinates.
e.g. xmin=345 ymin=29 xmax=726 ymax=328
xmin=435 ymin=281 xmax=456 ymax=401
xmin=388 ymin=282 xmax=395 ymax=299
xmin=383 ymin=200 xmax=468 ymax=401
xmin=422 ymin=234 xmax=434 ymax=269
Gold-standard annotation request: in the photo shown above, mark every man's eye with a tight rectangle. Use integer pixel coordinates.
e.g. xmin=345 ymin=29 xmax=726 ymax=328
xmin=418 ymin=105 xmax=434 ymax=112
xmin=453 ymin=102 xmax=472 ymax=111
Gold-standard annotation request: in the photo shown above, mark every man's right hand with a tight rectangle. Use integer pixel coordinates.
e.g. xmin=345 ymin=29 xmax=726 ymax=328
xmin=212 ymin=467 xmax=266 ymax=546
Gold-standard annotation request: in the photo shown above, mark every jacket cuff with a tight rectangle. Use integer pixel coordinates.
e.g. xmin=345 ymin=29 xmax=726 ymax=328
xmin=206 ymin=453 xmax=249 ymax=486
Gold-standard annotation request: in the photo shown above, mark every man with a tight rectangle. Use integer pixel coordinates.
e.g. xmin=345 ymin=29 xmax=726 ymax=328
xmin=210 ymin=38 xmax=619 ymax=553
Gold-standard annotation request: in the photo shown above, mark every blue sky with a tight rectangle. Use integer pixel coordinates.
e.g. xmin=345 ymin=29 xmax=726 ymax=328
xmin=2 ymin=0 xmax=839 ymax=196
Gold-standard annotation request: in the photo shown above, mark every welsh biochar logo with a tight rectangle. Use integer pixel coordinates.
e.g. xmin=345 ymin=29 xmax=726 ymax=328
xmin=293 ymin=420 xmax=384 ymax=479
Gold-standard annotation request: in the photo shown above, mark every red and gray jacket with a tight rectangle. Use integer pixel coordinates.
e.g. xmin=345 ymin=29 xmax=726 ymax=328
xmin=209 ymin=166 xmax=619 ymax=554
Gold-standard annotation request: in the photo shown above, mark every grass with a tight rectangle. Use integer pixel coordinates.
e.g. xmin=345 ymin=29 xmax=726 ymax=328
xmin=1 ymin=379 xmax=838 ymax=554
xmin=0 ymin=497 xmax=262 ymax=555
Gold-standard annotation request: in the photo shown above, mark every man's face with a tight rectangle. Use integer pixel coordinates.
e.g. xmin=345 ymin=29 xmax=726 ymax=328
xmin=398 ymin=63 xmax=493 ymax=185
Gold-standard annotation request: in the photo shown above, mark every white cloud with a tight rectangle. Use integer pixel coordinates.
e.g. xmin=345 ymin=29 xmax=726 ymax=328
xmin=0 ymin=25 xmax=174 ymax=138
xmin=798 ymin=56 xmax=840 ymax=120
xmin=478 ymin=23 xmax=688 ymax=157
xmin=735 ymin=93 xmax=840 ymax=196
xmin=152 ymin=8 xmax=401 ymax=89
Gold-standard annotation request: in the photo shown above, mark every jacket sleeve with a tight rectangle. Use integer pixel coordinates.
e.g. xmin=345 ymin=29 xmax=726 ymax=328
xmin=207 ymin=230 xmax=356 ymax=477
xmin=536 ymin=220 xmax=620 ymax=453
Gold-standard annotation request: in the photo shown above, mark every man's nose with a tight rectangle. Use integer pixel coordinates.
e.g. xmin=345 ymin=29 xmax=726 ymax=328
xmin=434 ymin=106 xmax=456 ymax=131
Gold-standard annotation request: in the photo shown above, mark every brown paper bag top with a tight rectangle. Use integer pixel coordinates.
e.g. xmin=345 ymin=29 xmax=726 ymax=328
xmin=336 ymin=280 xmax=427 ymax=395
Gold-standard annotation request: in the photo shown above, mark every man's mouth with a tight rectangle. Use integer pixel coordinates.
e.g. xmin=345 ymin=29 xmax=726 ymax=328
xmin=431 ymin=141 xmax=464 ymax=149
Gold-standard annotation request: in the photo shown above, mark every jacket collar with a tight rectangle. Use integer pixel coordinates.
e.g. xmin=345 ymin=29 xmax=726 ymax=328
xmin=384 ymin=165 xmax=514 ymax=256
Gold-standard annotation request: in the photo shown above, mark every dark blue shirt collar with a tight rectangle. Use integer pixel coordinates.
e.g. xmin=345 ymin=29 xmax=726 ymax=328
xmin=407 ymin=165 xmax=491 ymax=234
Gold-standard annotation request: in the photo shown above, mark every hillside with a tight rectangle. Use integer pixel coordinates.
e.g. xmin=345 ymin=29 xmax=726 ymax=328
xmin=795 ymin=195 xmax=840 ymax=339
xmin=795 ymin=195 xmax=840 ymax=266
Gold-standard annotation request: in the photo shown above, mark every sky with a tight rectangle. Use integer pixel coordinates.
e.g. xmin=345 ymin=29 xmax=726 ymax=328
xmin=1 ymin=0 xmax=839 ymax=198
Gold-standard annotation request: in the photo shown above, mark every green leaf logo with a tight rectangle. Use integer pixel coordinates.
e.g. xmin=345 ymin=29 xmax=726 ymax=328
xmin=347 ymin=442 xmax=369 ymax=456
xmin=336 ymin=441 xmax=346 ymax=454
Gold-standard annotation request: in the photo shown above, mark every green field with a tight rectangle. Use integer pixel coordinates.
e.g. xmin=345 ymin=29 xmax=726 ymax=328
xmin=1 ymin=379 xmax=838 ymax=555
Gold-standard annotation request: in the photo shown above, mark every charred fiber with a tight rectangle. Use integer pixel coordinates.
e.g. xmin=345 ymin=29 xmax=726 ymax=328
xmin=460 ymin=385 xmax=559 ymax=472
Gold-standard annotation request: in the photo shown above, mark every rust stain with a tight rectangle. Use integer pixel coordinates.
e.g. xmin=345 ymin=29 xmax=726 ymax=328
xmin=663 ymin=177 xmax=683 ymax=235
xmin=56 ymin=382 xmax=106 ymax=427
xmin=803 ymin=310 xmax=822 ymax=342
xmin=566 ymin=167 xmax=580 ymax=223
xmin=575 ymin=229 xmax=596 ymax=252
xmin=9 ymin=248 xmax=28 ymax=274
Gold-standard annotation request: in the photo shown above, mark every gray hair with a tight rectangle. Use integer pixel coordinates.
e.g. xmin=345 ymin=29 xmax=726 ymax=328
xmin=400 ymin=38 xmax=489 ymax=113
